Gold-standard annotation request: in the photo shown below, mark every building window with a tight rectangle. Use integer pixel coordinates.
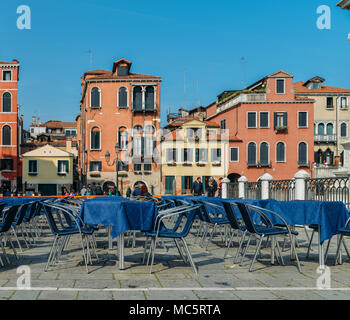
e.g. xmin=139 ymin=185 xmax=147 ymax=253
xmin=326 ymin=97 xmax=334 ymax=109
xmin=326 ymin=123 xmax=333 ymax=135
xmin=118 ymin=87 xmax=128 ymax=108
xmin=2 ymin=125 xmax=11 ymax=146
xmin=181 ymin=176 xmax=193 ymax=194
xmin=181 ymin=148 xmax=193 ymax=162
xmin=90 ymin=127 xmax=100 ymax=150
xmin=340 ymin=97 xmax=348 ymax=109
xmin=247 ymin=142 xmax=257 ymax=166
xmin=187 ymin=128 xmax=202 ymax=140
xmin=0 ymin=159 xmax=13 ymax=171
xmin=2 ymin=93 xmax=11 ymax=112
xmin=118 ymin=127 xmax=128 ymax=150
xmin=318 ymin=123 xmax=325 ymax=135
xmin=166 ymin=148 xmax=177 ymax=162
xmin=247 ymin=112 xmax=257 ymax=128
xmin=89 ymin=161 xmax=102 ymax=172
xmin=274 ymin=112 xmax=287 ymax=129
xmin=66 ymin=129 xmax=77 ymax=137
xmin=220 ymin=119 xmax=226 ymax=133
xmin=341 ymin=123 xmax=347 ymax=138
xmin=144 ymin=137 xmax=154 ymax=157
xmin=134 ymin=163 xmax=142 ymax=171
xmin=259 ymin=142 xmax=269 ymax=166
xmin=2 ymin=71 xmax=11 ymax=81
xmin=211 ymin=149 xmax=221 ymax=162
xmin=28 ymin=160 xmax=38 ymax=175
xmin=91 ymin=87 xmax=101 ymax=109
xmin=276 ymin=142 xmax=285 ymax=162
xmin=230 ymin=147 xmax=239 ymax=162
xmin=259 ymin=112 xmax=269 ymax=128
xmin=132 ymin=125 xmax=143 ymax=156
xmin=145 ymin=86 xmax=155 ymax=110
xmin=298 ymin=142 xmax=308 ymax=166
xmin=276 ymin=79 xmax=285 ymax=94
xmin=57 ymin=160 xmax=69 ymax=174
xmin=195 ymin=149 xmax=208 ymax=162
xmin=133 ymin=86 xmax=142 ymax=110
xmin=144 ymin=163 xmax=152 ymax=171
xmin=298 ymin=112 xmax=308 ymax=128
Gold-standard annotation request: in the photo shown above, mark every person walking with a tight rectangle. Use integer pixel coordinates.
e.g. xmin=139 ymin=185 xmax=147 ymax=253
xmin=191 ymin=177 xmax=204 ymax=196
xmin=80 ymin=185 xmax=87 ymax=196
xmin=95 ymin=184 xmax=103 ymax=195
xmin=207 ymin=177 xmax=218 ymax=197
xmin=217 ymin=178 xmax=223 ymax=198
xmin=132 ymin=183 xmax=142 ymax=197
xmin=126 ymin=187 xmax=132 ymax=198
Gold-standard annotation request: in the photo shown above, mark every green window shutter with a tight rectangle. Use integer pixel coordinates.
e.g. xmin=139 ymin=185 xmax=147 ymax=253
xmin=181 ymin=176 xmax=186 ymax=194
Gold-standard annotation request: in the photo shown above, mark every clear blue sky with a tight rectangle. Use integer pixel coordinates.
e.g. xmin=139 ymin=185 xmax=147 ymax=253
xmin=0 ymin=0 xmax=349 ymax=128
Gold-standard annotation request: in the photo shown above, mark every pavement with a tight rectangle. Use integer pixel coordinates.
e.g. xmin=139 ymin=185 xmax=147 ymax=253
xmin=1 ymin=221 xmax=350 ymax=300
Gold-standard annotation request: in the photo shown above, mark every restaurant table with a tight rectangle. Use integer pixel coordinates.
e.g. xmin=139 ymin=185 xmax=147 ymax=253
xmin=80 ymin=197 xmax=157 ymax=269
xmin=163 ymin=196 xmax=350 ymax=267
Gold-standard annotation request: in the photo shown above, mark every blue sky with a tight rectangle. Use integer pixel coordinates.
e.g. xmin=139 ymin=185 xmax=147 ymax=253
xmin=0 ymin=0 xmax=349 ymax=128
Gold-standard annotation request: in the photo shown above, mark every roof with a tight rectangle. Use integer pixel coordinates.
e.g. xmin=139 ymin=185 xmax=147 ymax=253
xmin=337 ymin=0 xmax=350 ymax=9
xmin=294 ymin=81 xmax=350 ymax=94
xmin=87 ymin=72 xmax=161 ymax=81
xmin=22 ymin=144 xmax=73 ymax=157
xmin=44 ymin=121 xmax=77 ymax=129
xmin=0 ymin=59 xmax=19 ymax=66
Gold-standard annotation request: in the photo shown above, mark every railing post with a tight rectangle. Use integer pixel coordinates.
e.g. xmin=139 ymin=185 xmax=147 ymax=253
xmin=221 ymin=178 xmax=230 ymax=199
xmin=238 ymin=176 xmax=248 ymax=199
xmin=294 ymin=170 xmax=310 ymax=201
xmin=260 ymin=173 xmax=273 ymax=200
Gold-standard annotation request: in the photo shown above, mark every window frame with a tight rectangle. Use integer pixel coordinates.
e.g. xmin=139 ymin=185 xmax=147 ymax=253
xmin=89 ymin=161 xmax=102 ymax=172
xmin=90 ymin=127 xmax=101 ymax=151
xmin=28 ymin=159 xmax=38 ymax=175
xmin=118 ymin=86 xmax=129 ymax=109
xmin=276 ymin=142 xmax=286 ymax=163
xmin=57 ymin=160 xmax=69 ymax=175
xmin=298 ymin=111 xmax=308 ymax=128
xmin=340 ymin=122 xmax=348 ymax=138
xmin=2 ymin=125 xmax=11 ymax=146
xmin=2 ymin=92 xmax=12 ymax=113
xmin=259 ymin=142 xmax=270 ymax=166
xmin=276 ymin=79 xmax=285 ymax=94
xmin=259 ymin=111 xmax=270 ymax=129
xmin=326 ymin=97 xmax=334 ymax=109
xmin=298 ymin=142 xmax=308 ymax=165
xmin=247 ymin=142 xmax=257 ymax=166
xmin=90 ymin=87 xmax=101 ymax=109
xmin=2 ymin=70 xmax=12 ymax=81
xmin=247 ymin=112 xmax=257 ymax=129
xmin=230 ymin=147 xmax=239 ymax=162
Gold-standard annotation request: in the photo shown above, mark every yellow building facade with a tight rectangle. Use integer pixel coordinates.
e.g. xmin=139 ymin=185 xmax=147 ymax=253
xmin=161 ymin=119 xmax=227 ymax=195
xmin=22 ymin=144 xmax=74 ymax=195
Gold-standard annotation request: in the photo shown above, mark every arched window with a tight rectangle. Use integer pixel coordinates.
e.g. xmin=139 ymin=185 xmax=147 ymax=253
xmin=298 ymin=142 xmax=307 ymax=165
xmin=145 ymin=125 xmax=155 ymax=135
xmin=326 ymin=123 xmax=333 ymax=135
xmin=118 ymin=87 xmax=128 ymax=108
xmin=133 ymin=86 xmax=142 ymax=111
xmin=341 ymin=123 xmax=347 ymax=138
xmin=2 ymin=93 xmax=11 ymax=113
xmin=118 ymin=127 xmax=128 ymax=150
xmin=145 ymin=86 xmax=155 ymax=110
xmin=132 ymin=125 xmax=143 ymax=156
xmin=318 ymin=123 xmax=324 ymax=135
xmin=259 ymin=142 xmax=269 ymax=166
xmin=2 ymin=125 xmax=11 ymax=146
xmin=276 ymin=142 xmax=285 ymax=162
xmin=90 ymin=127 xmax=100 ymax=150
xmin=247 ymin=142 xmax=257 ymax=166
xmin=91 ymin=87 xmax=101 ymax=109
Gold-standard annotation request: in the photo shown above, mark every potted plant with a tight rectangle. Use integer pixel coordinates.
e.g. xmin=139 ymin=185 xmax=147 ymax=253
xmin=275 ymin=126 xmax=288 ymax=133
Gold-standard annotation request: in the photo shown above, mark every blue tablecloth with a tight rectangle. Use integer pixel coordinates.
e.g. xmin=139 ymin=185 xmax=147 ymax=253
xmin=0 ymin=197 xmax=51 ymax=206
xmin=81 ymin=198 xmax=158 ymax=238
xmin=163 ymin=196 xmax=350 ymax=244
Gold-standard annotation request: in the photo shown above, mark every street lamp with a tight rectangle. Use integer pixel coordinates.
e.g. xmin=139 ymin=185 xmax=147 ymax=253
xmin=105 ymin=142 xmax=122 ymax=195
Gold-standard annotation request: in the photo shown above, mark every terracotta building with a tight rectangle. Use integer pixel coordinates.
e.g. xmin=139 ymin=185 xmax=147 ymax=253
xmin=0 ymin=59 xmax=20 ymax=191
xmin=206 ymin=71 xmax=315 ymax=182
xmin=78 ymin=58 xmax=162 ymax=195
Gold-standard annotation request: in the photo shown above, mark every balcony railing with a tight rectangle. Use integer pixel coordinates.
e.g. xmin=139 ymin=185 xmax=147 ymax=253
xmin=217 ymin=93 xmax=266 ymax=114
xmin=258 ymin=161 xmax=272 ymax=168
xmin=298 ymin=161 xmax=310 ymax=168
xmin=314 ymin=134 xmax=337 ymax=143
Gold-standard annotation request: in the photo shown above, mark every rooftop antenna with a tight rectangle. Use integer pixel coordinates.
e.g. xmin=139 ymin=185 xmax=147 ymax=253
xmin=241 ymin=57 xmax=247 ymax=88
xmin=194 ymin=80 xmax=200 ymax=106
xmin=86 ymin=49 xmax=93 ymax=69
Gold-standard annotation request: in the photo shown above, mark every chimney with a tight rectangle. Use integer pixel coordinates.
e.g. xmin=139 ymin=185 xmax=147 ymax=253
xmin=37 ymin=117 xmax=41 ymax=125
xmin=32 ymin=116 xmax=36 ymax=125
xmin=66 ymin=139 xmax=72 ymax=153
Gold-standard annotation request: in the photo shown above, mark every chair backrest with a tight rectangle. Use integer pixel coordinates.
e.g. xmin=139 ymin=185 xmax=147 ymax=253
xmin=168 ymin=205 xmax=201 ymax=238
xmin=236 ymin=202 xmax=258 ymax=234
xmin=0 ymin=205 xmax=21 ymax=233
xmin=13 ymin=203 xmax=31 ymax=226
xmin=24 ymin=201 xmax=39 ymax=221
xmin=222 ymin=201 xmax=244 ymax=231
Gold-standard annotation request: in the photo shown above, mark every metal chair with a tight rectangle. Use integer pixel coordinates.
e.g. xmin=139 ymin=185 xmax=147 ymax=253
xmin=235 ymin=202 xmax=302 ymax=273
xmin=144 ymin=204 xmax=202 ymax=274
xmin=334 ymin=217 xmax=350 ymax=265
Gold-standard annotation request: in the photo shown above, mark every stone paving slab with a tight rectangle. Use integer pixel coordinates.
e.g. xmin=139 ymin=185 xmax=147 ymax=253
xmin=1 ymin=226 xmax=350 ymax=300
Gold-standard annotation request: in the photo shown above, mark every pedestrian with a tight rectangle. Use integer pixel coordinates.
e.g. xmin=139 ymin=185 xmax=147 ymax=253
xmin=191 ymin=177 xmax=204 ymax=196
xmin=140 ymin=184 xmax=151 ymax=197
xmin=86 ymin=184 xmax=93 ymax=196
xmin=80 ymin=185 xmax=87 ymax=196
xmin=95 ymin=183 xmax=103 ymax=195
xmin=217 ymin=178 xmax=223 ymax=198
xmin=207 ymin=177 xmax=218 ymax=197
xmin=126 ymin=187 xmax=132 ymax=198
xmin=91 ymin=182 xmax=97 ymax=195
xmin=132 ymin=183 xmax=141 ymax=197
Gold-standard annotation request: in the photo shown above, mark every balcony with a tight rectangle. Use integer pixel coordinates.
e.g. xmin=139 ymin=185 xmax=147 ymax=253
xmin=217 ymin=92 xmax=266 ymax=114
xmin=314 ymin=134 xmax=337 ymax=143
xmin=247 ymin=162 xmax=258 ymax=168
xmin=275 ymin=126 xmax=288 ymax=134
xmin=258 ymin=161 xmax=272 ymax=168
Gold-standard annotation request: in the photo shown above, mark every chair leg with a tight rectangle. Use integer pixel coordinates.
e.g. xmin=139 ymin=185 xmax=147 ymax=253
xmin=324 ymin=238 xmax=331 ymax=264
xmin=290 ymin=234 xmax=302 ymax=273
xmin=224 ymin=230 xmax=235 ymax=259
xmin=234 ymin=231 xmax=246 ymax=264
xmin=45 ymin=235 xmax=58 ymax=272
xmin=174 ymin=238 xmax=188 ymax=264
xmin=306 ymin=229 xmax=315 ymax=258
xmin=275 ymin=239 xmax=284 ymax=266
xmin=149 ymin=237 xmax=158 ymax=274
xmin=181 ymin=238 xmax=198 ymax=275
xmin=240 ymin=234 xmax=252 ymax=266
xmin=143 ymin=237 xmax=149 ymax=264
xmin=334 ymin=234 xmax=344 ymax=266
xmin=249 ymin=236 xmax=264 ymax=272
xmin=11 ymin=226 xmax=23 ymax=253
xmin=206 ymin=224 xmax=217 ymax=251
